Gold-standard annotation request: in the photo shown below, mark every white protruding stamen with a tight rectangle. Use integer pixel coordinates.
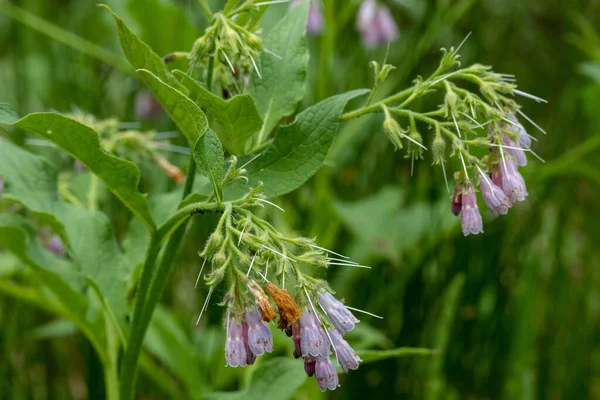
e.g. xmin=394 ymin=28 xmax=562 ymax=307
xmin=327 ymin=257 xmax=359 ymax=265
xmin=221 ymin=50 xmax=235 ymax=74
xmin=346 ymin=305 xmax=384 ymax=319
xmin=255 ymin=0 xmax=289 ymax=6
xmin=476 ymin=165 xmax=493 ymax=189
xmin=257 ymin=198 xmax=285 ymax=212
xmin=527 ymin=148 xmax=546 ymax=163
xmin=263 ymin=48 xmax=282 ymax=60
xmin=195 ymin=259 xmax=207 ymax=288
xmin=259 ymin=244 xmax=296 ymax=262
xmin=237 ymin=226 xmax=245 ymax=246
xmin=264 ymin=260 xmax=269 ymax=281
xmin=459 ymin=152 xmax=470 ymax=180
xmin=452 ymin=112 xmax=462 ymax=138
xmin=246 ymin=254 xmax=257 ymax=276
xmin=250 ymin=55 xmax=262 ymax=79
xmin=327 ymin=262 xmax=371 ymax=269
xmin=460 ymin=112 xmax=484 ymax=129
xmin=454 ymin=31 xmax=472 ymax=54
xmin=196 ymin=287 xmax=213 ymax=325
xmin=403 ymin=134 xmax=427 ymax=150
xmin=239 ymin=153 xmax=262 ymax=170
xmin=516 ymin=109 xmax=547 ymax=135
xmin=282 ymin=270 xmax=285 ymax=289
xmin=470 ymin=103 xmax=476 ymax=119
xmin=487 ymin=143 xmax=532 ymax=152
xmin=309 ymin=244 xmax=350 ymax=260
xmin=441 ymin=159 xmax=450 ymax=193
xmin=513 ymin=89 xmax=548 ymax=104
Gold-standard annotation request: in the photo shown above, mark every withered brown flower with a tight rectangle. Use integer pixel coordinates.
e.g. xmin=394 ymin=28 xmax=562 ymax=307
xmin=246 ymin=279 xmax=277 ymax=322
xmin=265 ymin=282 xmax=301 ymax=331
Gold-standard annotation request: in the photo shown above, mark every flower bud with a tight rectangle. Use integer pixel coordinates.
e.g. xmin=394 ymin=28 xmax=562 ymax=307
xmin=432 ymin=135 xmax=446 ymax=166
xmin=304 ymin=357 xmax=316 ymax=377
xmin=383 ymin=117 xmax=404 ymax=150
xmin=292 ymin=321 xmax=302 ymax=359
xmin=242 ymin=321 xmax=256 ymax=365
xmin=445 ymin=88 xmax=459 ymax=112
xmin=451 ymin=184 xmax=462 ymax=216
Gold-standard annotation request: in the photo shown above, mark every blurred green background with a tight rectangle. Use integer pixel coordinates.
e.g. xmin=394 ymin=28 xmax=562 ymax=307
xmin=1 ymin=0 xmax=600 ymax=399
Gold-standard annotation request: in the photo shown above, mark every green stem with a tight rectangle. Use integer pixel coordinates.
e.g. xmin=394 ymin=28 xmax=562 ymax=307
xmin=88 ymin=175 xmax=99 ymax=211
xmin=119 ymin=153 xmax=199 ymax=400
xmin=197 ymin=0 xmax=213 ymax=21
xmin=206 ymin=56 xmax=215 ymax=93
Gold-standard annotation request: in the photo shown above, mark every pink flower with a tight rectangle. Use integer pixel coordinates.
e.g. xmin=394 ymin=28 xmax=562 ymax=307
xmin=451 ymin=184 xmax=462 ymax=216
xmin=225 ymin=316 xmax=247 ymax=367
xmin=329 ymin=328 xmax=361 ymax=373
xmin=245 ymin=306 xmax=273 ymax=356
xmin=479 ymin=172 xmax=510 ymax=216
xmin=502 ymin=135 xmax=527 ymax=167
xmin=300 ymin=308 xmax=330 ymax=358
xmin=499 ymin=159 xmax=528 ymax=204
xmin=317 ymin=291 xmax=359 ymax=335
xmin=356 ymin=0 xmax=399 ymax=48
xmin=461 ymin=185 xmax=483 ymax=236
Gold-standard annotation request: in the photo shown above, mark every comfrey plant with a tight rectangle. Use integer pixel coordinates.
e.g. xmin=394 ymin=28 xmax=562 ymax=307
xmin=0 ymin=0 xmax=544 ymax=398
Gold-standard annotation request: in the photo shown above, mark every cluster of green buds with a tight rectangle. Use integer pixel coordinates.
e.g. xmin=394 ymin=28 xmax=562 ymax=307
xmin=179 ymin=1 xmax=270 ymax=92
xmin=194 ymin=180 xmax=373 ymax=391
xmin=343 ymin=36 xmax=546 ymax=235
xmin=68 ymin=111 xmax=184 ymax=182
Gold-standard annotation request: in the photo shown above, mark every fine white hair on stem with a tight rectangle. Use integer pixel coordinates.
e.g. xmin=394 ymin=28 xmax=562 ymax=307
xmin=452 ymin=111 xmax=462 ymax=138
xmin=516 ymin=109 xmax=547 ymax=135
xmin=257 ymin=198 xmax=285 ymax=212
xmin=513 ymin=89 xmax=548 ymax=104
xmin=487 ymin=143 xmax=533 ymax=152
xmin=430 ymin=70 xmax=461 ymax=87
xmin=239 ymin=153 xmax=262 ymax=170
xmin=327 ymin=257 xmax=359 ymax=265
xmin=304 ymin=287 xmax=338 ymax=362
xmin=151 ymin=142 xmax=191 ymax=155
xmin=460 ymin=112 xmax=485 ymax=129
xmin=327 ymin=262 xmax=371 ymax=269
xmin=246 ymin=254 xmax=257 ymax=276
xmin=470 ymin=103 xmax=476 ymax=119
xmin=346 ymin=305 xmax=384 ymax=319
xmin=256 ymin=269 xmax=270 ymax=282
xmin=318 ymin=303 xmax=340 ymax=364
xmin=527 ymin=148 xmax=546 ymax=163
xmin=459 ymin=152 xmax=470 ymax=180
xmin=501 ymin=116 xmax=519 ymax=127
xmin=194 ymin=259 xmax=207 ymax=288
xmin=196 ymin=287 xmax=214 ymax=325
xmin=454 ymin=31 xmax=472 ymax=55
xmin=309 ymin=244 xmax=350 ymax=259
xmin=259 ymin=244 xmax=297 ymax=262
xmin=250 ymin=55 xmax=262 ymax=79
xmin=476 ymin=165 xmax=493 ymax=188
xmin=221 ymin=50 xmax=235 ymax=74
xmin=263 ymin=48 xmax=282 ymax=59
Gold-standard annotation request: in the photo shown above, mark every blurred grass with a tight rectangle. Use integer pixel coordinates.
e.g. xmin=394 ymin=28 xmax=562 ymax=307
xmin=1 ymin=0 xmax=600 ymax=399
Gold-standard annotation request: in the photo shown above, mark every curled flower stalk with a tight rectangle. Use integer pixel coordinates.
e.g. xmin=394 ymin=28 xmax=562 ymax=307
xmin=340 ymin=38 xmax=546 ymax=235
xmin=193 ymin=182 xmax=370 ymax=391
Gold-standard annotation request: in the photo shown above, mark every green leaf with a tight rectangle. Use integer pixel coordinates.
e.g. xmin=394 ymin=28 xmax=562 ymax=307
xmin=0 ymin=103 xmax=19 ymax=124
xmin=207 ymin=358 xmax=308 ymax=400
xmin=358 ymin=347 xmax=438 ymax=364
xmin=0 ymin=106 xmax=155 ymax=231
xmin=0 ymin=140 xmax=133 ymax=321
xmin=0 ymin=213 xmax=86 ymax=310
xmin=194 ymin=129 xmax=224 ymax=203
xmin=101 ymin=4 xmax=173 ymax=84
xmin=225 ymin=89 xmax=369 ymax=199
xmin=137 ymin=69 xmax=208 ymax=147
xmin=175 ymin=70 xmax=263 ymax=154
xmin=249 ymin=1 xmax=310 ymax=140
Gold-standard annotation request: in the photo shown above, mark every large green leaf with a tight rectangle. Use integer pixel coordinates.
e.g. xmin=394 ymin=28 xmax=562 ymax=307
xmin=0 ymin=107 xmax=155 ymax=231
xmin=101 ymin=4 xmax=173 ymax=84
xmin=175 ymin=70 xmax=263 ymax=154
xmin=225 ymin=89 xmax=369 ymax=199
xmin=194 ymin=129 xmax=224 ymax=203
xmin=208 ymin=358 xmax=308 ymax=400
xmin=0 ymin=140 xmax=132 ymax=320
xmin=248 ymin=1 xmax=310 ymax=140
xmin=137 ymin=69 xmax=208 ymax=146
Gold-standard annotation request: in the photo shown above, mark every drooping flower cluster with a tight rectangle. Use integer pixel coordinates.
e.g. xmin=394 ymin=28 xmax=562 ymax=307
xmin=195 ymin=186 xmax=368 ymax=391
xmin=452 ymin=115 xmax=533 ymax=236
xmin=356 ymin=0 xmax=399 ymax=48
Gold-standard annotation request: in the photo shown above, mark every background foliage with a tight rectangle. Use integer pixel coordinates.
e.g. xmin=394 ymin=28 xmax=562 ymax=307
xmin=1 ymin=0 xmax=600 ymax=399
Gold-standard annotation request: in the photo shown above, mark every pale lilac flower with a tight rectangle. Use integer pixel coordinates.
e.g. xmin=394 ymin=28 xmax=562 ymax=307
xmin=317 ymin=292 xmax=359 ymax=335
xmin=304 ymin=357 xmax=316 ymax=377
xmin=356 ymin=0 xmax=399 ymax=48
xmin=300 ymin=308 xmax=329 ymax=358
xmin=225 ymin=316 xmax=247 ymax=367
xmin=461 ymin=185 xmax=483 ymax=236
xmin=291 ymin=0 xmax=324 ymax=35
xmin=503 ymin=135 xmax=527 ymax=167
xmin=47 ymin=235 xmax=65 ymax=257
xmin=479 ymin=172 xmax=510 ymax=216
xmin=451 ymin=184 xmax=462 ymax=216
xmin=508 ymin=114 xmax=532 ymax=148
xmin=242 ymin=321 xmax=256 ymax=365
xmin=329 ymin=328 xmax=361 ymax=373
xmin=315 ymin=357 xmax=339 ymax=392
xmin=292 ymin=321 xmax=302 ymax=359
xmin=500 ymin=159 xmax=528 ymax=204
xmin=245 ymin=306 xmax=273 ymax=356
